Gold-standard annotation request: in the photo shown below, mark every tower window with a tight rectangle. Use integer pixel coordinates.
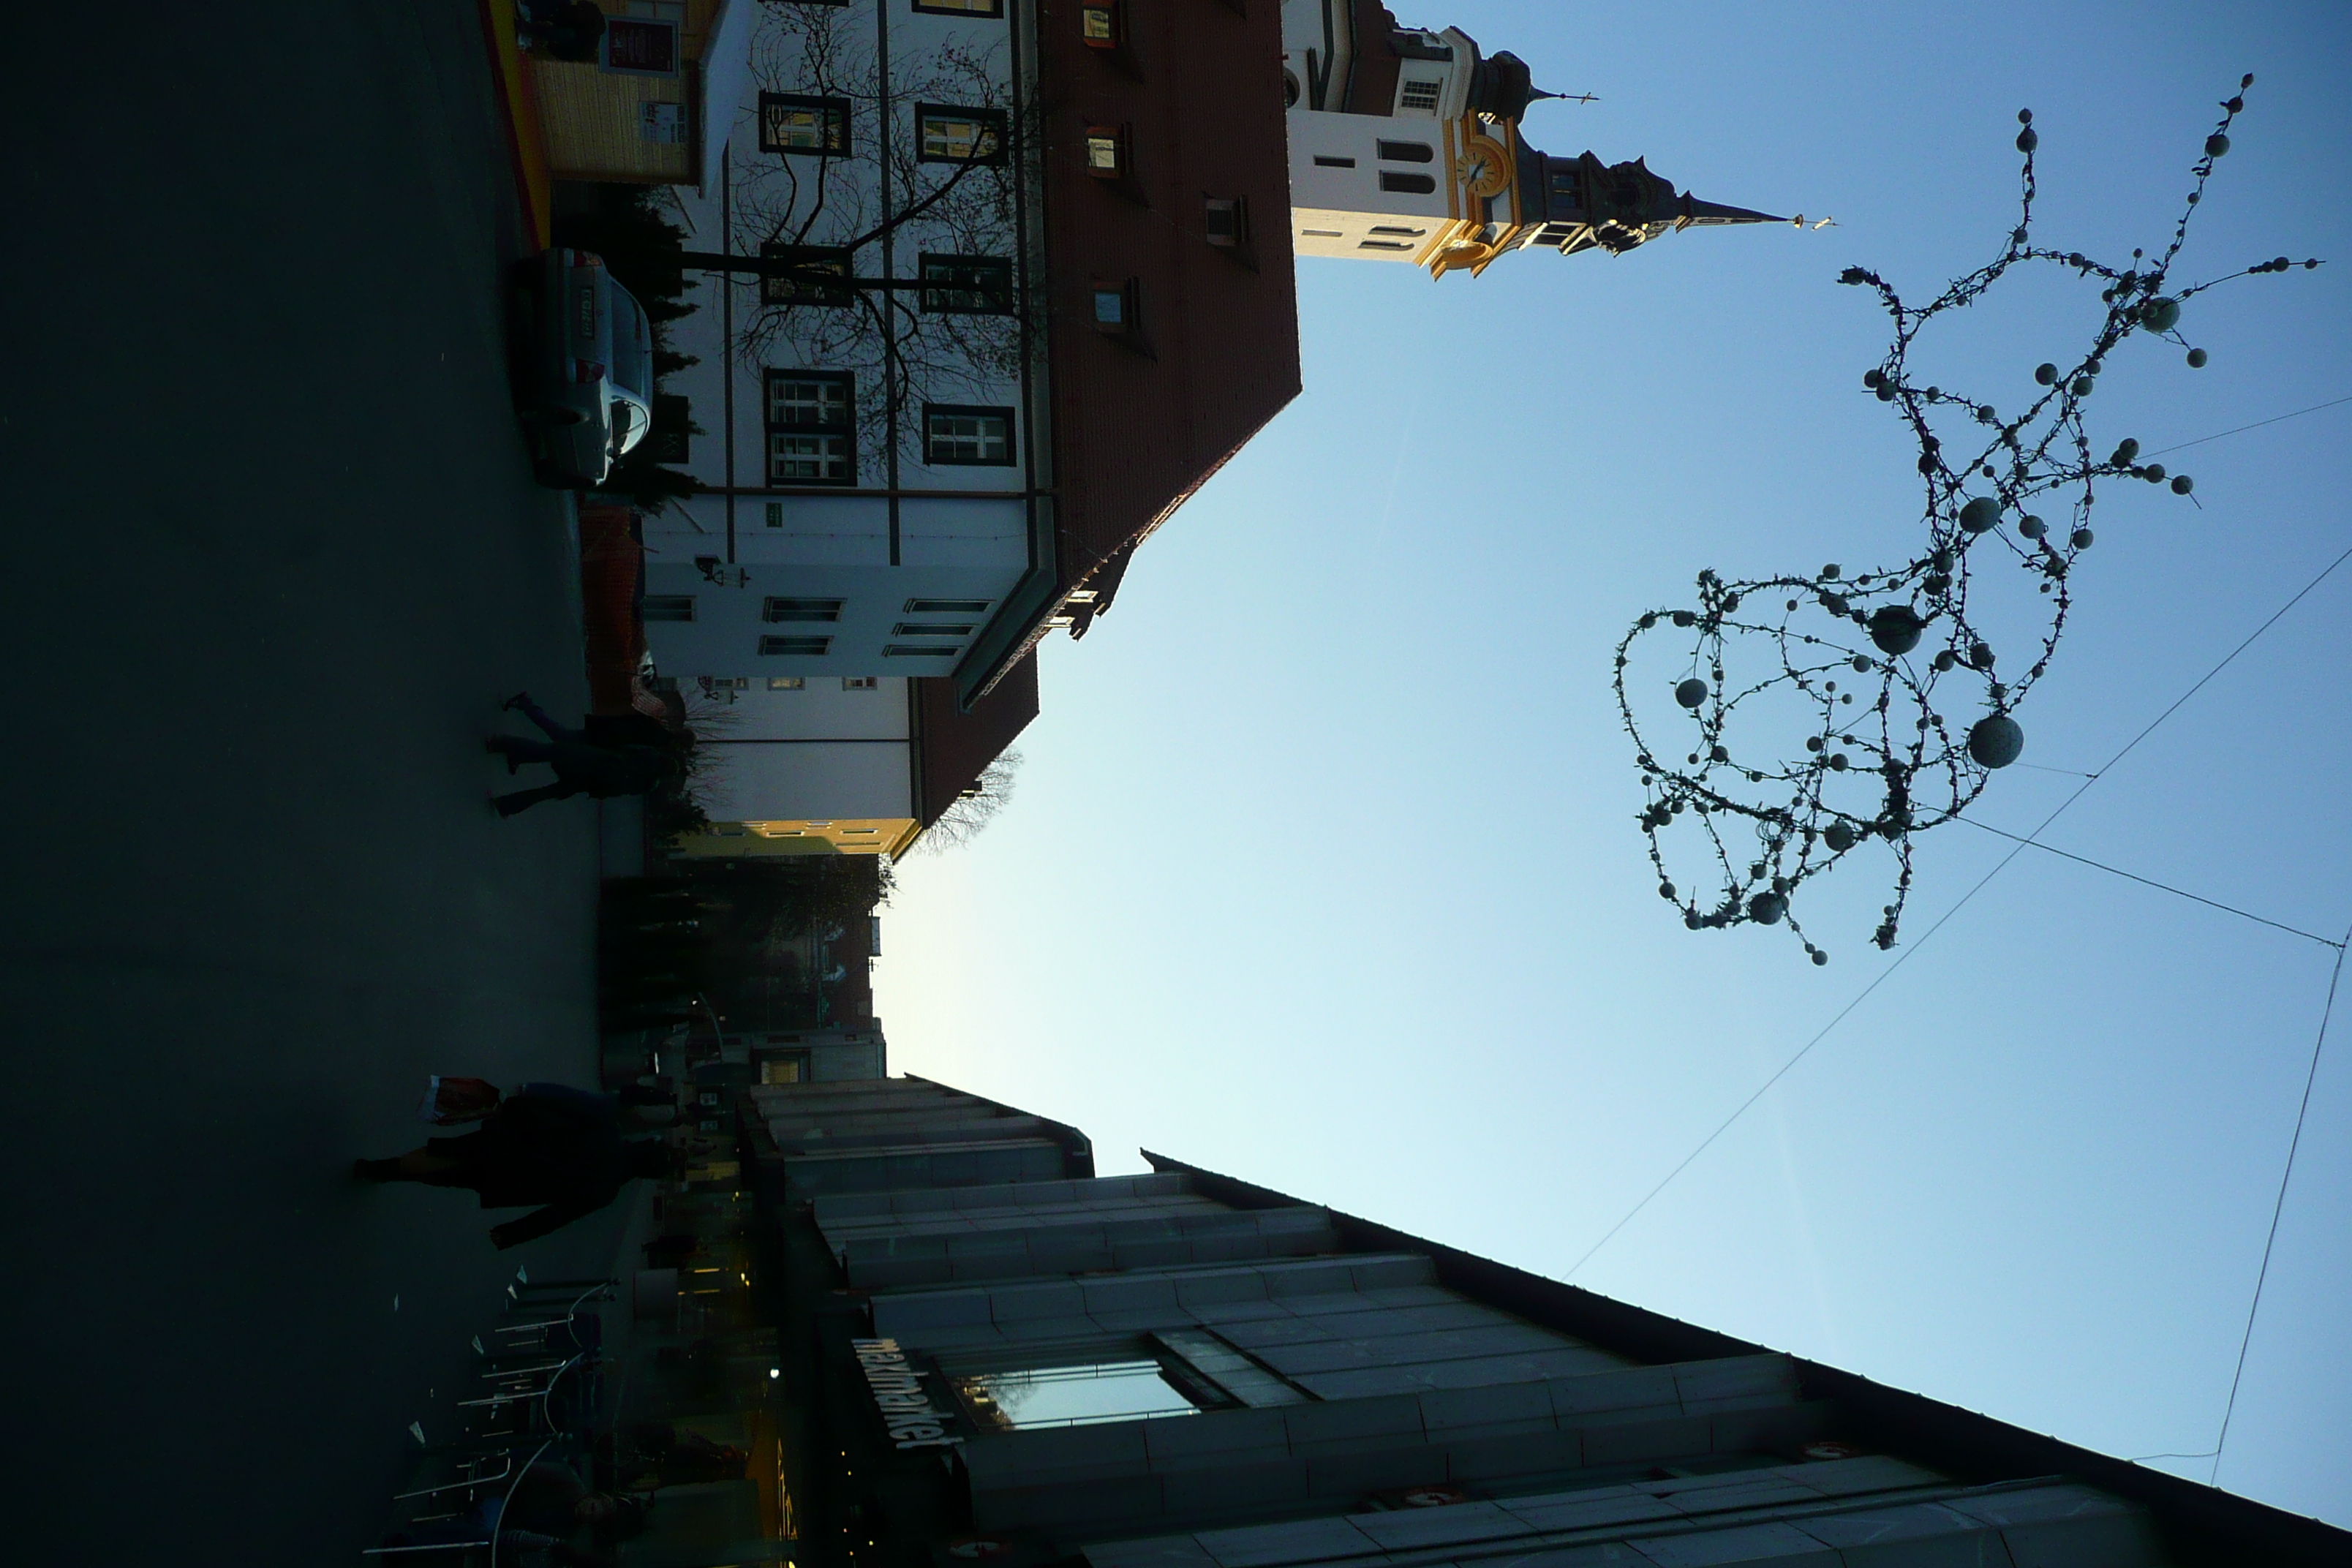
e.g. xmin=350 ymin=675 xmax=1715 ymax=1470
xmin=1357 ymin=240 xmax=1416 ymax=252
xmin=759 ymin=636 xmax=832 ymax=656
xmin=1312 ymin=155 xmax=1356 ymax=168
xmin=763 ymin=598 xmax=843 ymax=623
xmin=1368 ymin=225 xmax=1426 ymax=236
xmin=905 ymin=598 xmax=992 ymax=614
xmin=883 ymin=644 xmax=960 ymax=658
xmin=1398 ymin=78 xmax=1442 ymax=113
xmin=1376 ymin=140 xmax=1434 ymax=163
xmin=892 ymin=623 xmax=973 ymax=638
xmin=1379 ymin=171 xmax=1437 ymax=195
xmin=758 ymin=93 xmax=850 ymax=156
xmin=644 ymin=595 xmax=696 ymax=622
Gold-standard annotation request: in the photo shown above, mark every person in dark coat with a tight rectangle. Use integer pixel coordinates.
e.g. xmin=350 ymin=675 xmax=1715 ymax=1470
xmin=356 ymin=1082 xmax=675 ymax=1248
xmin=488 ymin=692 xmax=691 ymax=818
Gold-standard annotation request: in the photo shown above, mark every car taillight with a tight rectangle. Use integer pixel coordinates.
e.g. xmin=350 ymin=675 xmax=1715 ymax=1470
xmin=571 ymin=359 xmax=606 ymax=384
xmin=571 ymin=250 xmax=603 ymax=269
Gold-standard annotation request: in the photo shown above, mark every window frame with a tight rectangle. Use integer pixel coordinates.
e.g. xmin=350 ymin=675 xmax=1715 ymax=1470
xmin=644 ymin=595 xmax=697 ymax=622
xmin=764 ymin=369 xmax=856 ymax=487
xmin=1203 ymin=196 xmax=1249 ymax=248
xmin=905 ymin=598 xmax=992 ymax=614
xmin=1376 ymin=139 xmax=1435 ymax=163
xmin=883 ymin=644 xmax=962 ymax=658
xmin=758 ymin=92 xmax=852 ymax=157
xmin=921 ymin=403 xmax=1017 ymax=468
xmin=763 ymin=598 xmax=845 ymax=624
xmin=912 ymin=0 xmax=1004 ymax=14
xmin=892 ymin=622 xmax=974 ymax=638
xmin=758 ymin=635 xmax=833 ymax=657
xmin=758 ymin=243 xmax=853 ymax=307
xmin=914 ymin=103 xmax=1009 ymax=165
xmin=1379 ymin=170 xmax=1438 ymax=195
xmin=918 ymin=253 xmax=1015 ymax=315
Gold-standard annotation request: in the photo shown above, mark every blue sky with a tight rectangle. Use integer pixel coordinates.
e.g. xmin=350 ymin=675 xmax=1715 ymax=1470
xmin=876 ymin=0 xmax=2352 ymax=1524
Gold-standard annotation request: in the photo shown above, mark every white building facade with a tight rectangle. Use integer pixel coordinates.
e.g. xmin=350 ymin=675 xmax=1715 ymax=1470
xmin=646 ymin=0 xmax=1057 ymax=690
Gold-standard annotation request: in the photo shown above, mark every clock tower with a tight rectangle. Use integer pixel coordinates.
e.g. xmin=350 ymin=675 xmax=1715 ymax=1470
xmin=1281 ymin=3 xmax=1782 ymax=277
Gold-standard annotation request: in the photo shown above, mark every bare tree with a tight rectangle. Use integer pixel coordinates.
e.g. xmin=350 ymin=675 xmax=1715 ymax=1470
xmin=728 ymin=3 xmax=1040 ymax=478
xmin=915 ymin=747 xmax=1021 ymax=854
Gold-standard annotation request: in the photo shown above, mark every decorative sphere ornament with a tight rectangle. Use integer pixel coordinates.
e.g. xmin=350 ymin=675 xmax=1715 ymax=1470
xmin=1749 ymin=892 xmax=1787 ymax=926
xmin=2016 ymin=127 xmax=2038 ymax=154
xmin=2113 ymin=438 xmax=2140 ymax=462
xmin=2186 ymin=347 xmax=2209 ymax=368
xmin=1659 ymin=881 xmax=1677 ymax=900
xmin=1812 ymin=950 xmax=1828 ymax=966
xmin=1674 ymin=678 xmax=1710 ymax=709
xmin=2034 ymin=363 xmax=2059 ymax=385
xmin=2170 ymin=474 xmax=2194 ymax=495
xmin=1959 ymin=497 xmax=2002 ymax=532
xmin=2072 ymin=527 xmax=2095 ymax=549
xmin=1862 ymin=369 xmax=1883 ymax=388
xmin=2143 ymin=463 xmax=2166 ymax=482
xmin=2072 ymin=376 xmax=2095 ymax=396
xmin=1876 ymin=383 xmax=1896 ymax=401
xmin=1967 ymin=714 xmax=2025 ymax=769
xmin=1932 ymin=650 xmax=1958 ymax=672
xmin=1824 ymin=821 xmax=1857 ymax=853
xmin=1868 ymin=605 xmax=1926 ymax=655
xmin=2018 ymin=514 xmax=2046 ymax=540
xmin=2141 ymin=297 xmax=2182 ymax=332
xmin=2206 ymin=132 xmax=2230 ymax=157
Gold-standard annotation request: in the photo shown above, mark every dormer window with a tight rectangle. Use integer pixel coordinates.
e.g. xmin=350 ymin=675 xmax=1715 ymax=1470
xmin=1398 ymin=78 xmax=1442 ymax=113
xmin=1203 ymin=197 xmax=1248 ymax=246
xmin=1085 ymin=125 xmax=1126 ymax=176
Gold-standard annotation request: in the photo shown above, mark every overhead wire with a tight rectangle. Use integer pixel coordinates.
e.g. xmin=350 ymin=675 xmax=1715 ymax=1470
xmin=1565 ymin=535 xmax=2352 ymax=1281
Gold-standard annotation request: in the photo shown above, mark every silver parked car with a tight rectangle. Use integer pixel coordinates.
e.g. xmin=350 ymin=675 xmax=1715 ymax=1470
xmin=517 ymin=246 xmax=655 ymax=489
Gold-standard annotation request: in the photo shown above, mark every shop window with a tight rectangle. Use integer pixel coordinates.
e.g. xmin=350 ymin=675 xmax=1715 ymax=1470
xmin=759 ymin=93 xmax=851 ymax=156
xmin=1379 ymin=171 xmax=1436 ymax=195
xmin=953 ymin=1359 xmax=1206 ymax=1430
xmin=916 ymin=105 xmax=1006 ymax=163
xmin=763 ymin=598 xmax=843 ymax=623
xmin=923 ymin=405 xmax=1015 ymax=466
xmin=759 ymin=636 xmax=832 ymax=656
xmin=919 ymin=255 xmax=1014 ymax=314
xmin=759 ymin=243 xmax=852 ymax=307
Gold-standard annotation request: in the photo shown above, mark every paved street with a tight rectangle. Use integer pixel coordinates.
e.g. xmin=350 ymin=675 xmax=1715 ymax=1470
xmin=0 ymin=4 xmax=623 ymax=1559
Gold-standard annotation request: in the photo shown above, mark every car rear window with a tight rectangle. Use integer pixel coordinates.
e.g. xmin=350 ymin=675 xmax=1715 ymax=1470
xmin=609 ymin=286 xmax=655 ymax=399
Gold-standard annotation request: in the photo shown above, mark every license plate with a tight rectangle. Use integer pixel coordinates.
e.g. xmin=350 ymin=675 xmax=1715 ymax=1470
xmin=574 ymin=285 xmax=598 ymax=339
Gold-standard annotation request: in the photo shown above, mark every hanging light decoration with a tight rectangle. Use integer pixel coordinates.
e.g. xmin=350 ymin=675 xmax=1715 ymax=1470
xmin=1614 ymin=78 xmax=2321 ymax=959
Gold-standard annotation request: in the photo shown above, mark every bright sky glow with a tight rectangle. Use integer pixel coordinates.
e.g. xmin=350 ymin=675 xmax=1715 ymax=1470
xmin=878 ymin=0 xmax=2352 ymax=1523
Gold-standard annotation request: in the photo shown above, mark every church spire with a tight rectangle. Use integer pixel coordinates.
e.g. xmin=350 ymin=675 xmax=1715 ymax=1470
xmin=1280 ymin=9 xmax=1782 ymax=279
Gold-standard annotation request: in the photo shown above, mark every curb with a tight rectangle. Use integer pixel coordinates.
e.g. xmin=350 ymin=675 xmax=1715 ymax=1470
xmin=477 ymin=0 xmax=554 ymax=249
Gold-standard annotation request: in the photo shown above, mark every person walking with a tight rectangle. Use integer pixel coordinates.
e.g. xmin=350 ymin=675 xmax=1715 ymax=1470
xmin=355 ymin=1081 xmax=674 ymax=1248
xmin=488 ymin=692 xmax=690 ymax=818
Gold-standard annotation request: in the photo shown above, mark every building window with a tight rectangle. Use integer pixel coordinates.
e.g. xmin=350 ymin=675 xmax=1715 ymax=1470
xmin=1203 ymin=197 xmax=1248 ymax=247
xmin=905 ymin=598 xmax=992 ymax=614
xmin=1379 ymin=171 xmax=1437 ymax=195
xmin=892 ymin=622 xmax=973 ymax=637
xmin=764 ymin=598 xmax=844 ymax=623
xmin=1312 ymin=154 xmax=1356 ymax=168
xmin=884 ymin=644 xmax=961 ymax=657
xmin=765 ymin=502 xmax=786 ymax=527
xmin=916 ymin=105 xmax=1006 ymax=164
xmin=765 ymin=370 xmax=855 ymax=486
xmin=760 ymin=636 xmax=832 ymax=656
xmin=1376 ymin=140 xmax=1434 ymax=163
xmin=1369 ymin=225 xmax=1426 ymax=236
xmin=919 ymin=255 xmax=1014 ymax=314
xmin=913 ymin=0 xmax=1003 ymax=13
xmin=644 ymin=595 xmax=696 ymax=622
xmin=1084 ymin=125 xmax=1127 ymax=178
xmin=767 ymin=676 xmax=806 ymax=691
xmin=1092 ymin=279 xmax=1135 ymax=329
xmin=953 ymin=1358 xmax=1207 ymax=1431
xmin=1398 ymin=78 xmax=1442 ymax=113
xmin=1358 ymin=239 xmax=1416 ymax=251
xmin=759 ymin=243 xmax=852 ymax=306
xmin=758 ymin=93 xmax=851 ymax=156
xmin=843 ymin=676 xmax=878 ymax=691
xmin=1079 ymin=2 xmax=1120 ymax=48
xmin=924 ymin=405 xmax=1015 ymax=466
